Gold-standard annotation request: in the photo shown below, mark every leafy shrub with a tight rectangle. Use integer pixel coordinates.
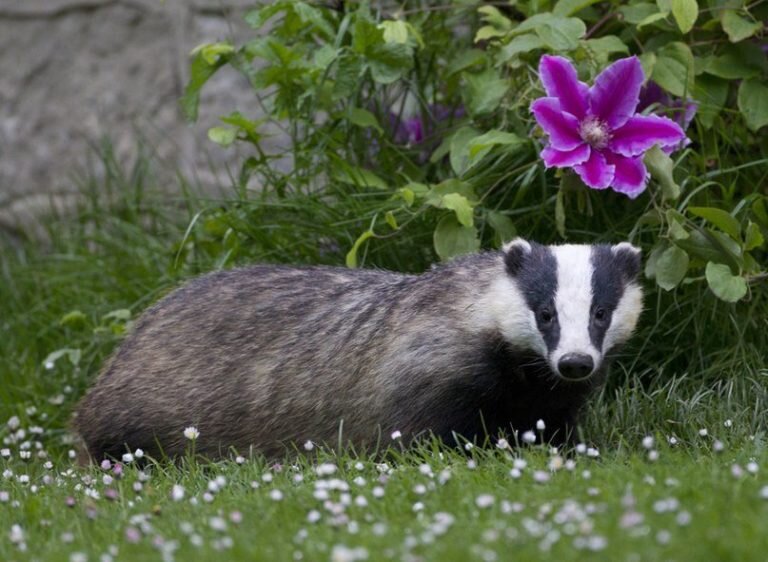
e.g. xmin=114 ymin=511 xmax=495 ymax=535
xmin=181 ymin=1 xmax=767 ymax=373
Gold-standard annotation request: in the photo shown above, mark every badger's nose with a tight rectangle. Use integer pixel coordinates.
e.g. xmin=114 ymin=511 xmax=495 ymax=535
xmin=557 ymin=353 xmax=595 ymax=380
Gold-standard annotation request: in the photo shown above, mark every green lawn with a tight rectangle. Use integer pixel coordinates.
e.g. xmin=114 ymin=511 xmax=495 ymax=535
xmin=0 ymin=164 xmax=766 ymax=562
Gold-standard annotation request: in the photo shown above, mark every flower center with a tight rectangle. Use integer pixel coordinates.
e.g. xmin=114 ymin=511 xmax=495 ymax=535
xmin=579 ymin=116 xmax=610 ymax=149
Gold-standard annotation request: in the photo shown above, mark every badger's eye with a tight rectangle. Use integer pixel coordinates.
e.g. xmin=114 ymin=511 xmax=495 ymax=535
xmin=540 ymin=308 xmax=554 ymax=324
xmin=594 ymin=307 xmax=606 ymax=322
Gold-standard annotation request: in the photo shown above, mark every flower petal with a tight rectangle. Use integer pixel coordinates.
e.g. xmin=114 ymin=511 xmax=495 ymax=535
xmin=574 ymin=150 xmax=614 ymax=190
xmin=530 ymin=97 xmax=583 ymax=151
xmin=539 ymin=55 xmax=589 ymax=120
xmin=609 ymin=114 xmax=686 ymax=157
xmin=605 ymin=152 xmax=648 ymax=198
xmin=541 ymin=144 xmax=591 ymax=168
xmin=589 ymin=57 xmax=644 ymax=130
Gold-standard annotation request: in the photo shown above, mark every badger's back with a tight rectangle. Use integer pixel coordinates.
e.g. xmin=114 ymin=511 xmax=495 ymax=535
xmin=75 ymin=258 xmax=527 ymax=459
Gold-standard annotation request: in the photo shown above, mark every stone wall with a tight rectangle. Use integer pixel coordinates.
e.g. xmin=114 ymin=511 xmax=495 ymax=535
xmin=0 ymin=0 xmax=272 ymax=238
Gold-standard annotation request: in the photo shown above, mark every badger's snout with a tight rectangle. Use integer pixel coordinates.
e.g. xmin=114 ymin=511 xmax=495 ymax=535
xmin=557 ymin=353 xmax=595 ymax=381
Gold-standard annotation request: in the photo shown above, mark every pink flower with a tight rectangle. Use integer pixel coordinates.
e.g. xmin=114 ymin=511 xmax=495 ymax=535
xmin=531 ymin=56 xmax=687 ymax=198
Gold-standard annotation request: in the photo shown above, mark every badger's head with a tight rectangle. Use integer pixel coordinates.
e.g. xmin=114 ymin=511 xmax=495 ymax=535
xmin=491 ymin=238 xmax=643 ymax=382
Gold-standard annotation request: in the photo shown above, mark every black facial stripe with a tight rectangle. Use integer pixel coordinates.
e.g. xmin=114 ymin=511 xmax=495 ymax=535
xmin=589 ymin=245 xmax=626 ymax=350
xmin=508 ymin=243 xmax=560 ymax=352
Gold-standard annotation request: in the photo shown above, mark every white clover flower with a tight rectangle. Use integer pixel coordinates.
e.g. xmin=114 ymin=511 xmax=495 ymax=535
xmin=713 ymin=440 xmax=725 ymax=452
xmin=412 ymin=501 xmax=424 ymax=512
xmin=668 ymin=435 xmax=678 ymax=446
xmin=307 ymin=510 xmax=321 ymax=523
xmin=134 ymin=449 xmax=144 ymax=459
xmin=536 ymin=419 xmax=546 ymax=431
xmin=390 ymin=430 xmax=402 ymax=440
xmin=533 ymin=471 xmax=550 ymax=483
xmin=208 ymin=516 xmax=227 ymax=531
xmin=464 ymin=442 xmax=474 ymax=451
xmin=676 ymin=511 xmax=692 ymax=525
xmin=183 ymin=426 xmax=199 ymax=440
xmin=746 ymin=461 xmax=759 ymax=474
xmin=303 ymin=440 xmax=314 ymax=451
xmin=496 ymin=438 xmax=509 ymax=450
xmin=586 ymin=447 xmax=600 ymax=458
xmin=509 ymin=468 xmax=522 ymax=479
xmin=522 ymin=431 xmax=536 ymax=444
xmin=648 ymin=450 xmax=659 ymax=462
xmin=475 ymin=494 xmax=495 ymax=508
xmin=759 ymin=486 xmax=768 ymax=500
xmin=372 ymin=486 xmax=385 ymax=498
xmin=698 ymin=428 xmax=708 ymax=437
xmin=269 ymin=489 xmax=284 ymax=501
xmin=731 ymin=464 xmax=744 ymax=479
xmin=724 ymin=419 xmax=733 ymax=428
xmin=642 ymin=436 xmax=654 ymax=449
xmin=575 ymin=443 xmax=587 ymax=454
xmin=171 ymin=485 xmax=185 ymax=501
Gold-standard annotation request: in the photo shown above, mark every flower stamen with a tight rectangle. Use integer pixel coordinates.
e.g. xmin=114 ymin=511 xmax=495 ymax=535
xmin=579 ymin=116 xmax=611 ymax=149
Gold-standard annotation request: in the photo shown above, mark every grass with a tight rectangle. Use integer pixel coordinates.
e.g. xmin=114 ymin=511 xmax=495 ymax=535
xmin=0 ymin=147 xmax=766 ymax=562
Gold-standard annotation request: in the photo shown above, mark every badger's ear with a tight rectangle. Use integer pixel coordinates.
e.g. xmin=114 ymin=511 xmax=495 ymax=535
xmin=503 ymin=238 xmax=532 ymax=276
xmin=611 ymin=242 xmax=642 ymax=281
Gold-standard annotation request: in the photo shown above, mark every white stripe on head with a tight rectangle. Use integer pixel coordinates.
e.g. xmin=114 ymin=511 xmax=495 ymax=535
xmin=549 ymin=245 xmax=600 ymax=372
xmin=602 ymin=282 xmax=643 ymax=352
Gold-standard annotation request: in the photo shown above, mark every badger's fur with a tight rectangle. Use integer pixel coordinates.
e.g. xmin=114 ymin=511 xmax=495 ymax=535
xmin=74 ymin=239 xmax=643 ymax=460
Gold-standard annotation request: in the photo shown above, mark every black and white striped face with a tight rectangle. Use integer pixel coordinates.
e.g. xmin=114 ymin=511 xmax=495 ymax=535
xmin=499 ymin=239 xmax=643 ymax=381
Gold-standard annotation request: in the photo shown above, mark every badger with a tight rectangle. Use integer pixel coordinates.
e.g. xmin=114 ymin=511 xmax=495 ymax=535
xmin=73 ymin=239 xmax=643 ymax=460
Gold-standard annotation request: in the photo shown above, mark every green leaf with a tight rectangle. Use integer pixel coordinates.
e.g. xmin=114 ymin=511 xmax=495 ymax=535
xmin=441 ymin=193 xmax=475 ymax=227
xmin=721 ymin=10 xmax=763 ymax=43
xmin=498 ymin=34 xmax=545 ymax=62
xmin=702 ymin=44 xmax=766 ymax=80
xmin=534 ymin=17 xmax=586 ymax=51
xmin=333 ymin=53 xmax=365 ymax=100
xmin=553 ymin=0 xmax=602 ymax=16
xmin=60 ymin=310 xmax=87 ymax=328
xmin=486 ymin=211 xmax=517 ymax=245
xmin=581 ymin=36 xmax=629 ymax=64
xmin=705 ymin=262 xmax=747 ymax=302
xmin=433 ymin=215 xmax=480 ymax=261
xmin=671 ymin=0 xmax=698 ymax=33
xmin=379 ymin=20 xmax=409 ymax=44
xmin=292 ymin=2 xmax=335 ymax=40
xmin=449 ymin=127 xmax=482 ymax=176
xmin=368 ymin=42 xmax=413 ymax=84
xmin=181 ymin=51 xmax=227 ymax=122
xmin=652 ymin=42 xmax=695 ymax=97
xmin=466 ymin=130 xmax=525 ymax=167
xmin=644 ymin=244 xmax=666 ymax=279
xmin=737 ymin=80 xmax=768 ymax=132
xmin=333 ymin=167 xmax=388 ymax=190
xmin=385 ymin=211 xmax=398 ymax=230
xmin=464 ymin=69 xmax=509 ymax=116
xmin=194 ymin=42 xmax=235 ymax=66
xmin=745 ymin=222 xmax=765 ymax=251
xmin=620 ymin=3 xmax=660 ymax=24
xmin=666 ymin=209 xmax=690 ymax=240
xmin=346 ymin=108 xmax=383 ymax=134
xmin=692 ymin=74 xmax=729 ymax=128
xmin=644 ymin=145 xmax=680 ymax=201
xmin=207 ymin=126 xmax=237 ymax=146
xmin=637 ymin=11 xmax=670 ymax=29
xmin=346 ymin=229 xmax=374 ymax=268
xmin=688 ymin=207 xmax=741 ymax=240
xmin=42 ymin=348 xmax=82 ymax=369
xmin=445 ymin=49 xmax=487 ymax=76
xmin=655 ymin=246 xmax=689 ymax=291
xmin=425 ymin=179 xmax=477 ymax=207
